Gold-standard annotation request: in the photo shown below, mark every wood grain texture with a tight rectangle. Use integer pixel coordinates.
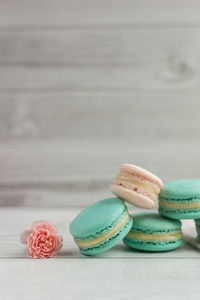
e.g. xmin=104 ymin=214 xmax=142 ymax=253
xmin=1 ymin=139 xmax=200 ymax=182
xmin=1 ymin=258 xmax=200 ymax=300
xmin=1 ymin=207 xmax=200 ymax=300
xmin=1 ymin=94 xmax=200 ymax=205
xmin=0 ymin=28 xmax=198 ymax=68
xmin=1 ymin=0 xmax=200 ymax=27
xmin=0 ymin=95 xmax=200 ymax=140
xmin=0 ymin=28 xmax=198 ymax=92
xmin=1 ymin=0 xmax=200 ymax=206
xmin=1 ymin=138 xmax=200 ymax=206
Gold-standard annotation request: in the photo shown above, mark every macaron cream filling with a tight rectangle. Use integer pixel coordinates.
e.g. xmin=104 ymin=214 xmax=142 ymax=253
xmin=126 ymin=230 xmax=182 ymax=243
xmin=74 ymin=210 xmax=130 ymax=249
xmin=159 ymin=198 xmax=200 ymax=210
xmin=114 ymin=173 xmax=159 ymax=200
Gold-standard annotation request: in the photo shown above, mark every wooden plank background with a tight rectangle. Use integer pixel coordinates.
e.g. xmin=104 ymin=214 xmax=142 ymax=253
xmin=1 ymin=0 xmax=200 ymax=206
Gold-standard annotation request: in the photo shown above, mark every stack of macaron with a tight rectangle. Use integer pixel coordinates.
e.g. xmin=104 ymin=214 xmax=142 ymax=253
xmin=70 ymin=163 xmax=200 ymax=256
xmin=158 ymin=178 xmax=200 ymax=247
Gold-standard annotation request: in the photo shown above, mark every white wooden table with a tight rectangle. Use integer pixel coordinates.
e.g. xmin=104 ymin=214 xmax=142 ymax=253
xmin=1 ymin=206 xmax=200 ymax=300
xmin=1 ymin=1 xmax=200 ymax=299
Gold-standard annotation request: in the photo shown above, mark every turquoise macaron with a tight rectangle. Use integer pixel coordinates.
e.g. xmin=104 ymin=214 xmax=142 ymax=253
xmin=123 ymin=212 xmax=182 ymax=252
xmin=159 ymin=179 xmax=200 ymax=219
xmin=195 ymin=219 xmax=200 ymax=243
xmin=70 ymin=197 xmax=133 ymax=255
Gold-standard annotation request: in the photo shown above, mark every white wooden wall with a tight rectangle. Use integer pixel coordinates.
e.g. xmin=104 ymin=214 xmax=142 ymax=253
xmin=1 ymin=0 xmax=200 ymax=206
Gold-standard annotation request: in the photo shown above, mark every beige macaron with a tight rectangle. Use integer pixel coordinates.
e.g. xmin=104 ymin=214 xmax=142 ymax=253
xmin=110 ymin=164 xmax=163 ymax=209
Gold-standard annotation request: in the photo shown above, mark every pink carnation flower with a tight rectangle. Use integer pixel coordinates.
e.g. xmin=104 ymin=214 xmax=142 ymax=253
xmin=20 ymin=221 xmax=63 ymax=259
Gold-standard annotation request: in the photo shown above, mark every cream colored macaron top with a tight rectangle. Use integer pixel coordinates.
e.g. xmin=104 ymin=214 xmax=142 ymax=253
xmin=110 ymin=164 xmax=163 ymax=209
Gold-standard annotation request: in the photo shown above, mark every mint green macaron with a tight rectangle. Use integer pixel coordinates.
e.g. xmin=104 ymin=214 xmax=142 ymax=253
xmin=159 ymin=179 xmax=200 ymax=219
xmin=123 ymin=212 xmax=182 ymax=252
xmin=195 ymin=219 xmax=200 ymax=243
xmin=70 ymin=197 xmax=133 ymax=255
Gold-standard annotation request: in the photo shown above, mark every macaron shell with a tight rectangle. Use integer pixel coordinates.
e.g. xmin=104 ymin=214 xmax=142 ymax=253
xmin=159 ymin=179 xmax=200 ymax=200
xmin=130 ymin=212 xmax=182 ymax=231
xmin=195 ymin=218 xmax=200 ymax=225
xmin=70 ymin=197 xmax=127 ymax=239
xmin=110 ymin=184 xmax=155 ymax=209
xmin=159 ymin=207 xmax=200 ymax=220
xmin=194 ymin=220 xmax=200 ymax=243
xmin=123 ymin=237 xmax=182 ymax=252
xmin=120 ymin=164 xmax=163 ymax=188
xmin=80 ymin=215 xmax=133 ymax=255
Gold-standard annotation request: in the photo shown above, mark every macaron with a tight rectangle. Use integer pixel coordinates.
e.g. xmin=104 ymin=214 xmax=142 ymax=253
xmin=110 ymin=164 xmax=163 ymax=209
xmin=70 ymin=197 xmax=133 ymax=255
xmin=195 ymin=219 xmax=200 ymax=243
xmin=159 ymin=179 xmax=200 ymax=220
xmin=123 ymin=212 xmax=182 ymax=251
